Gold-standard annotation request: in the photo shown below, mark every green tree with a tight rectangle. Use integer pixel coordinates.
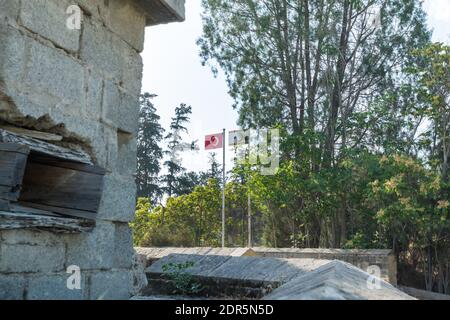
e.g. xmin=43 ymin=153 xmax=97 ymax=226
xmin=367 ymin=155 xmax=449 ymax=293
xmin=410 ymin=43 xmax=450 ymax=185
xmin=162 ymin=103 xmax=193 ymax=197
xmin=136 ymin=93 xmax=165 ymax=204
xmin=199 ymin=152 xmax=222 ymax=185
xmin=133 ymin=179 xmax=222 ymax=247
xmin=198 ymin=0 xmax=431 ymax=248
xmin=199 ymin=0 xmax=430 ymax=165
xmin=131 ymin=0 xmax=449 ymax=295
xmin=177 ymin=171 xmax=202 ymax=196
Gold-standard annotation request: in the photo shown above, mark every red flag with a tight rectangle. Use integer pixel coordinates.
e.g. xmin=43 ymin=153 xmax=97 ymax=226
xmin=205 ymin=133 xmax=223 ymax=150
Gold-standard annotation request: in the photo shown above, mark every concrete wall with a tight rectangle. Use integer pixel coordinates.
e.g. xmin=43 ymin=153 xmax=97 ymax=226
xmin=135 ymin=247 xmax=257 ymax=268
xmin=0 ymin=0 xmax=184 ymax=300
xmin=253 ymin=248 xmax=397 ymax=285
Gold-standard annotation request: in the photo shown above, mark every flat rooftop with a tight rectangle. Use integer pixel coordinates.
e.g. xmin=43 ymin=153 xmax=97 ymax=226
xmin=138 ymin=0 xmax=185 ymax=26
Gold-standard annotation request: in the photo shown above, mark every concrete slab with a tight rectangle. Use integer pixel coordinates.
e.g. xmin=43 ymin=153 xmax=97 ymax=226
xmin=144 ymin=255 xmax=414 ymax=300
xmin=135 ymin=247 xmax=256 ymax=267
xmin=264 ymin=260 xmax=414 ymax=300
xmin=253 ymin=247 xmax=397 ymax=284
xmin=146 ymin=254 xmax=329 ymax=284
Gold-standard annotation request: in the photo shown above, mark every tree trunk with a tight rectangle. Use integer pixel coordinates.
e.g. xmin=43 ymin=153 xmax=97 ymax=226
xmin=323 ymin=0 xmax=350 ymax=168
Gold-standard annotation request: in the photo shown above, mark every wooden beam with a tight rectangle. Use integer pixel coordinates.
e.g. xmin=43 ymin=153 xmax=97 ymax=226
xmin=0 ymin=143 xmax=29 ymax=203
xmin=28 ymin=154 xmax=106 ymax=175
xmin=17 ymin=202 xmax=98 ymax=220
xmin=0 ymin=143 xmax=29 ymax=154
xmin=20 ymin=161 xmax=104 ymax=215
xmin=0 ymin=199 xmax=11 ymax=211
xmin=10 ymin=203 xmax=60 ymax=217
xmin=0 ymin=125 xmax=63 ymax=142
xmin=0 ymin=129 xmax=92 ymax=164
xmin=0 ymin=210 xmax=95 ymax=234
xmin=0 ymin=132 xmax=105 ymax=221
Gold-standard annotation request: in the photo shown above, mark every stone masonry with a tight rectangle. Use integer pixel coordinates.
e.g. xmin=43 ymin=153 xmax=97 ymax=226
xmin=0 ymin=0 xmax=185 ymax=299
xmin=252 ymin=248 xmax=397 ymax=284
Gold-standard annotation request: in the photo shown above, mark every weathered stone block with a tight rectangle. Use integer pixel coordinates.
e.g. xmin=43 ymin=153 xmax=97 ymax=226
xmin=0 ymin=23 xmax=26 ymax=85
xmin=85 ymin=68 xmax=104 ymax=120
xmin=97 ymin=174 xmax=137 ymax=222
xmin=0 ymin=31 xmax=85 ymax=121
xmin=122 ymin=48 xmax=143 ymax=96
xmin=20 ymin=0 xmax=80 ymax=52
xmin=107 ymin=0 xmax=146 ymax=52
xmin=65 ymin=221 xmax=115 ymax=270
xmin=131 ymin=252 xmax=148 ymax=295
xmin=101 ymin=80 xmax=120 ymax=128
xmin=0 ymin=86 xmax=58 ymax=125
xmin=46 ymin=112 xmax=97 ymax=142
xmin=75 ymin=0 xmax=109 ymax=23
xmin=77 ymin=0 xmax=146 ymax=52
xmin=0 ymin=243 xmax=65 ymax=273
xmin=0 ymin=274 xmax=25 ymax=300
xmin=114 ymin=223 xmax=134 ymax=269
xmin=22 ymin=38 xmax=85 ymax=108
xmin=102 ymin=81 xmax=139 ymax=134
xmin=89 ymin=270 xmax=133 ymax=300
xmin=0 ymin=0 xmax=20 ymax=21
xmin=0 ymin=229 xmax=63 ymax=247
xmin=91 ymin=123 xmax=118 ymax=171
xmin=80 ymin=18 xmax=122 ymax=81
xmin=117 ymin=131 xmax=137 ymax=176
xmin=27 ymin=273 xmax=87 ymax=300
xmin=81 ymin=17 xmax=143 ymax=95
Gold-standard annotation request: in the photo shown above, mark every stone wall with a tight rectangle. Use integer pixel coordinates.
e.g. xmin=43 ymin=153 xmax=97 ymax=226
xmin=252 ymin=248 xmax=397 ymax=285
xmin=0 ymin=0 xmax=184 ymax=300
xmin=144 ymin=254 xmax=411 ymax=300
xmin=135 ymin=247 xmax=257 ymax=268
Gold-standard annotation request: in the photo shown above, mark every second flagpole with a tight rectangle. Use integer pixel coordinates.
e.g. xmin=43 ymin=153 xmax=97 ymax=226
xmin=222 ymin=128 xmax=226 ymax=248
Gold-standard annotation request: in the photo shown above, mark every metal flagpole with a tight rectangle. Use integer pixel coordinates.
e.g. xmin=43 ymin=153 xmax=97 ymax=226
xmin=248 ymin=192 xmax=252 ymax=248
xmin=222 ymin=128 xmax=226 ymax=248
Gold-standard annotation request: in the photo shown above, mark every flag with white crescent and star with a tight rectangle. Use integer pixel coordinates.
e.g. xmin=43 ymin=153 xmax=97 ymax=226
xmin=204 ymin=132 xmax=223 ymax=150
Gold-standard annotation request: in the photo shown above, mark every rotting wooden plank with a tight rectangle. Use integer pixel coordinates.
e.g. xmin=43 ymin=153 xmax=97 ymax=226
xmin=0 ymin=144 xmax=29 ymax=186
xmin=0 ymin=125 xmax=63 ymax=142
xmin=0 ymin=134 xmax=104 ymax=220
xmin=0 ymin=199 xmax=11 ymax=211
xmin=28 ymin=154 xmax=106 ymax=175
xmin=11 ymin=203 xmax=61 ymax=217
xmin=0 ymin=143 xmax=29 ymax=202
xmin=18 ymin=202 xmax=97 ymax=220
xmin=20 ymin=162 xmax=104 ymax=213
xmin=0 ymin=211 xmax=95 ymax=233
xmin=0 ymin=185 xmax=11 ymax=195
xmin=0 ymin=186 xmax=18 ymax=201
xmin=0 ymin=129 xmax=92 ymax=164
xmin=0 ymin=143 xmax=30 ymax=154
xmin=0 ymin=153 xmax=27 ymax=189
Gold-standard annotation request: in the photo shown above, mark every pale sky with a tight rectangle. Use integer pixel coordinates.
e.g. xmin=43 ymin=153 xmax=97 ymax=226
xmin=141 ymin=0 xmax=450 ymax=174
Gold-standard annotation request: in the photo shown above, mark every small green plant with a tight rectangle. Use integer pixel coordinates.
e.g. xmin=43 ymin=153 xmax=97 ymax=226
xmin=161 ymin=261 xmax=203 ymax=296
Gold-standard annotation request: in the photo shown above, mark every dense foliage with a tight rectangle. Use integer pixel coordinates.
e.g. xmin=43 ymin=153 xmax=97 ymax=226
xmin=132 ymin=1 xmax=449 ymax=294
xmin=136 ymin=98 xmax=203 ymax=206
